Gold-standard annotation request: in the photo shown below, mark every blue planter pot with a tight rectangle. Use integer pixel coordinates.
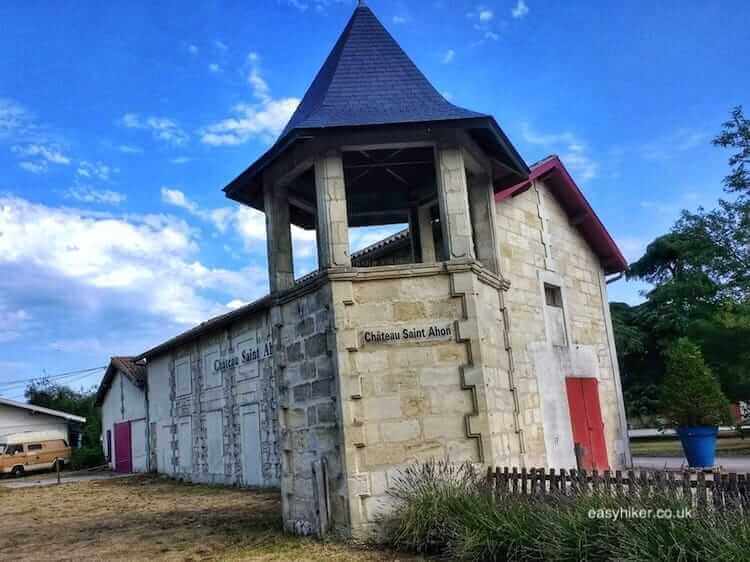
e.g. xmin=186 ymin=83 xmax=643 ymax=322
xmin=677 ymin=426 xmax=718 ymax=468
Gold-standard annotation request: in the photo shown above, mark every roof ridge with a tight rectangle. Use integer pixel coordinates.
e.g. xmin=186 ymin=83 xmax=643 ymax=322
xmin=279 ymin=7 xmax=360 ymax=139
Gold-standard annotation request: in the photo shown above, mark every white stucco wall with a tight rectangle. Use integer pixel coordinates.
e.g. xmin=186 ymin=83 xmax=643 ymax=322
xmin=496 ymin=179 xmax=629 ymax=469
xmin=100 ymin=370 xmax=147 ymax=471
xmin=146 ymin=355 xmax=175 ymax=475
xmin=0 ymin=404 xmax=69 ymax=441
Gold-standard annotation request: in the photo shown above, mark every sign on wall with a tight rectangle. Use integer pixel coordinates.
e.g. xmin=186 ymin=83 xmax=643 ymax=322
xmin=359 ymin=323 xmax=454 ymax=347
xmin=213 ymin=340 xmax=273 ymax=373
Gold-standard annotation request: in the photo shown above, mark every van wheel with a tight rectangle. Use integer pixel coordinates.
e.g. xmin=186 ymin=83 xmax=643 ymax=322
xmin=11 ymin=466 xmax=24 ymax=478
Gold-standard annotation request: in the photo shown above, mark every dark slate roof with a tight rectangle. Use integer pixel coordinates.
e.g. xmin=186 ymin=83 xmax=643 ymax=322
xmin=223 ymin=3 xmax=529 ymax=212
xmin=279 ymin=3 xmax=485 ymax=136
xmin=95 ymin=356 xmax=147 ymax=407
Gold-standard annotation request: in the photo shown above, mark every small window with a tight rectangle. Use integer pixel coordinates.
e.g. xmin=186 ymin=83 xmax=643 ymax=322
xmin=27 ymin=443 xmax=42 ymax=451
xmin=545 ymin=284 xmax=563 ymax=308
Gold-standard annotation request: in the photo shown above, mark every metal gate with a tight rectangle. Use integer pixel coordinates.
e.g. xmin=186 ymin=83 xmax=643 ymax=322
xmin=565 ymin=377 xmax=609 ymax=471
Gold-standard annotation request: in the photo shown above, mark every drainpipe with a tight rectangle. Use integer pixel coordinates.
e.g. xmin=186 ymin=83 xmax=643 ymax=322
xmin=143 ymin=360 xmax=152 ymax=472
xmin=598 ymin=269 xmax=632 ymax=468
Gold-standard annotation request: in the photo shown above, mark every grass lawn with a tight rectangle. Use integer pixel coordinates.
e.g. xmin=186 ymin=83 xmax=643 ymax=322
xmin=0 ymin=475 xmax=420 ymax=562
xmin=631 ymin=435 xmax=750 ymax=457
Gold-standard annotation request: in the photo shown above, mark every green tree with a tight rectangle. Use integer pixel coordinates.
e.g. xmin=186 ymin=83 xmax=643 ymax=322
xmin=25 ymin=379 xmax=102 ymax=451
xmin=660 ymin=338 xmax=731 ymax=428
xmin=619 ymin=107 xmax=750 ymax=407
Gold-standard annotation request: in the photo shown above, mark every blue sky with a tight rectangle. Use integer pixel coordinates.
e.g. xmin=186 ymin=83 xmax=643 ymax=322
xmin=1 ymin=0 xmax=748 ymax=398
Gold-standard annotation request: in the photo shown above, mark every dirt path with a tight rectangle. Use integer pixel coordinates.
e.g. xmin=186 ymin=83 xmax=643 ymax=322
xmin=0 ymin=469 xmax=127 ymax=489
xmin=0 ymin=475 xmax=419 ymax=562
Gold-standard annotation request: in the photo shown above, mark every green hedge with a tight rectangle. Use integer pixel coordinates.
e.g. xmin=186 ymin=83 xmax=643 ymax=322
xmin=70 ymin=446 xmax=105 ymax=470
xmin=381 ymin=460 xmax=750 ymax=562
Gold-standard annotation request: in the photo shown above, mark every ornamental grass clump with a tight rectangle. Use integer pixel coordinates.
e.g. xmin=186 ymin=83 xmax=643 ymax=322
xmin=382 ymin=458 xmax=480 ymax=554
xmin=381 ymin=459 xmax=750 ymax=562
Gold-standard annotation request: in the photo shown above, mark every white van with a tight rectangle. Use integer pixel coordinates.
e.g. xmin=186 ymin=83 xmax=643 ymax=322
xmin=0 ymin=430 xmax=72 ymax=477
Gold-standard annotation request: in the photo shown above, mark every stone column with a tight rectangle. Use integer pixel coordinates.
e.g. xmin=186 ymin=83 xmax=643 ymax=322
xmin=435 ymin=146 xmax=476 ymax=261
xmin=418 ymin=205 xmax=436 ymax=263
xmin=264 ymin=178 xmax=294 ymax=292
xmin=468 ymin=172 xmax=501 ymax=275
xmin=315 ymin=151 xmax=351 ymax=268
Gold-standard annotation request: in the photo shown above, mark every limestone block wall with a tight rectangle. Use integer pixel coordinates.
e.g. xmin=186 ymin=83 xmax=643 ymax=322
xmin=495 ymin=180 xmax=627 ymax=469
xmin=274 ymin=283 xmax=346 ymax=536
xmin=146 ymin=308 xmax=281 ymax=487
xmin=327 ymin=264 xmax=520 ymax=537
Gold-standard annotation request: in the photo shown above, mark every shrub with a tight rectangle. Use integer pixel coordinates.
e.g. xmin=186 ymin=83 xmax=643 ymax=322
xmin=70 ymin=446 xmax=105 ymax=470
xmin=661 ymin=338 xmax=732 ymax=427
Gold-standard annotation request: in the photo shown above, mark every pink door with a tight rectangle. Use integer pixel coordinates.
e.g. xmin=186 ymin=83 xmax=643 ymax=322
xmin=114 ymin=421 xmax=132 ymax=473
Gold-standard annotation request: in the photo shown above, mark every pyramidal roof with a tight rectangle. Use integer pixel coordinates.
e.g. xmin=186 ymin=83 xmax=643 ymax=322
xmin=224 ymin=1 xmax=529 ymax=211
xmin=280 ymin=2 xmax=485 ymax=136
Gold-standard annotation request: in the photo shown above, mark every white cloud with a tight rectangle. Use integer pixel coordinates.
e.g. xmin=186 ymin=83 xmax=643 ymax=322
xmin=214 ymin=40 xmax=228 ymax=51
xmin=119 ymin=113 xmax=189 ymax=146
xmin=50 ymin=337 xmax=108 ymax=354
xmin=640 ymin=128 xmax=709 ymax=161
xmin=12 ymin=144 xmax=70 ymax=165
xmin=200 ymin=53 xmax=299 ymax=146
xmin=466 ymin=5 xmax=502 ymax=44
xmin=285 ymin=0 xmax=346 ymax=13
xmin=225 ymin=299 xmax=249 ymax=310
xmin=442 ymin=49 xmax=456 ymax=64
xmin=18 ymin=161 xmax=47 ymax=174
xmin=187 ymin=44 xmax=199 ymax=55
xmin=0 ymin=99 xmax=27 ymax=134
xmin=0 ymin=195 xmax=265 ymax=327
xmin=77 ymin=160 xmax=115 ymax=181
xmin=393 ymin=15 xmax=408 ymax=24
xmin=511 ymin=0 xmax=529 ymax=19
xmin=617 ymin=236 xmax=648 ymax=263
xmin=171 ymin=156 xmax=191 ymax=164
xmin=160 ymin=187 xmax=316 ymax=256
xmin=161 ymin=187 xmax=198 ymax=213
xmin=65 ymin=186 xmax=127 ymax=205
xmin=0 ymin=303 xmax=30 ymax=343
xmin=118 ymin=144 xmax=143 ymax=154
xmin=479 ymin=8 xmax=494 ymax=22
xmin=200 ymin=98 xmax=299 ymax=146
xmin=521 ymin=122 xmax=599 ymax=182
xmin=208 ymin=63 xmax=221 ymax=73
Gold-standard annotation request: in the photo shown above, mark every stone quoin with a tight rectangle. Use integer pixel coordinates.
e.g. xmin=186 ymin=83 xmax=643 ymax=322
xmin=97 ymin=2 xmax=630 ymax=540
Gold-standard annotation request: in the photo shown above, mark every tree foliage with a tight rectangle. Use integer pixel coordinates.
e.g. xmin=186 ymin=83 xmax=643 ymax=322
xmin=24 ymin=379 xmax=101 ymax=451
xmin=614 ymin=107 xmax=750 ymax=417
xmin=660 ymin=338 xmax=731 ymax=427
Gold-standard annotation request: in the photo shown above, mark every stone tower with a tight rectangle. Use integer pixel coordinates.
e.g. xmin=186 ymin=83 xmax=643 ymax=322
xmin=224 ymin=3 xmax=532 ymax=537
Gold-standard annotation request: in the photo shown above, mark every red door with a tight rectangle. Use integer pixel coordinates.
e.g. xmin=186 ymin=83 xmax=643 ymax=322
xmin=114 ymin=421 xmax=132 ymax=473
xmin=565 ymin=378 xmax=609 ymax=470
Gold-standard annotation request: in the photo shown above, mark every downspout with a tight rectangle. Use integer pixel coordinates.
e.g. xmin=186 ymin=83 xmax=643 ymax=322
xmin=143 ymin=360 xmax=152 ymax=472
xmin=598 ymin=269 xmax=632 ymax=467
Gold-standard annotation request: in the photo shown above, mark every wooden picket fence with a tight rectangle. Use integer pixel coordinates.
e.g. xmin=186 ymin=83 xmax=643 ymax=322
xmin=486 ymin=466 xmax=750 ymax=511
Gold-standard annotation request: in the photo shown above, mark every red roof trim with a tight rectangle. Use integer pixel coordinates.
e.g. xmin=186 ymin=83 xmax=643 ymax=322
xmin=495 ymin=155 xmax=628 ymax=274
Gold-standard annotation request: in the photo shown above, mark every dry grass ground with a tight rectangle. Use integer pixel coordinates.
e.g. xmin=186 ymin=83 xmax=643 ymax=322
xmin=0 ymin=475 xmax=420 ymax=562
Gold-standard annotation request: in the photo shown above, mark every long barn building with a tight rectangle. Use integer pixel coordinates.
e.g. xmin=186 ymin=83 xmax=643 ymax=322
xmin=97 ymin=2 xmax=630 ymax=538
